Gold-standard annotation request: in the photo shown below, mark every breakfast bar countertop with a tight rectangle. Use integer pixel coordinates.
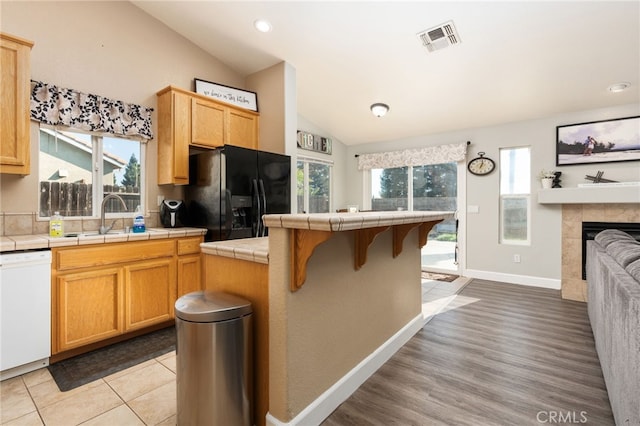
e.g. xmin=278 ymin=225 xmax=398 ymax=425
xmin=263 ymin=210 xmax=455 ymax=232
xmin=199 ymin=212 xmax=456 ymax=266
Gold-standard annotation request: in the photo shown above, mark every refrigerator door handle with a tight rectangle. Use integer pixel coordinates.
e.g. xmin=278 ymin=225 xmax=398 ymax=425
xmin=258 ymin=179 xmax=267 ymax=237
xmin=253 ymin=179 xmax=262 ymax=237
xmin=224 ymin=190 xmax=233 ymax=240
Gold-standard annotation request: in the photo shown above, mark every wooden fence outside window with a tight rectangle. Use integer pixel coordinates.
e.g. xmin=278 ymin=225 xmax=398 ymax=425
xmin=39 ymin=182 xmax=140 ymax=217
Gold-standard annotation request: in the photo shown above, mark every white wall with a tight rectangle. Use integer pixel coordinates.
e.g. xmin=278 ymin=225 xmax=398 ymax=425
xmin=345 ymin=103 xmax=640 ymax=284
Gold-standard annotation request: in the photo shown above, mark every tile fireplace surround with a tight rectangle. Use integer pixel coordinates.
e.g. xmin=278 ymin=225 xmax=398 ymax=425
xmin=562 ymin=203 xmax=640 ymax=301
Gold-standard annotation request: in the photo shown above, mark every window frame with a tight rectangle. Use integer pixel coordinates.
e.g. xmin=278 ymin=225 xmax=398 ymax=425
xmin=499 ymin=194 xmax=531 ymax=245
xmin=296 ymin=155 xmax=333 ymax=214
xmin=38 ymin=124 xmax=146 ymax=219
xmin=370 ymin=162 xmax=458 ymax=213
xmin=499 ymin=146 xmax=531 ymax=245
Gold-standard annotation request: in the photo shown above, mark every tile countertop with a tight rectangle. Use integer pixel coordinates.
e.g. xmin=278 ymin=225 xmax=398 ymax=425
xmin=0 ymin=227 xmax=207 ymax=252
xmin=200 ymin=237 xmax=269 ymax=264
xmin=262 ymin=210 xmax=455 ymax=232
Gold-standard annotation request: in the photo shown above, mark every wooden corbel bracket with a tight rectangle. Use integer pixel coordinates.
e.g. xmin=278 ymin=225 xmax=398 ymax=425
xmin=289 ymin=219 xmax=444 ymax=292
xmin=418 ymin=220 xmax=443 ymax=249
xmin=392 ymin=223 xmax=422 ymax=258
xmin=290 ymin=229 xmax=333 ymax=292
xmin=354 ymin=226 xmax=390 ymax=270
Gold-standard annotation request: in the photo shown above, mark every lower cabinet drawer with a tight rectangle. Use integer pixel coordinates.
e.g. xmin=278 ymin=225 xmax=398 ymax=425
xmin=55 ymin=240 xmax=175 ymax=271
xmin=177 ymin=236 xmax=202 ymax=255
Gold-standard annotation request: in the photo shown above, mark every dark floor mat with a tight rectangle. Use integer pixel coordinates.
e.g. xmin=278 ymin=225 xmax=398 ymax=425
xmin=48 ymin=326 xmax=176 ymax=392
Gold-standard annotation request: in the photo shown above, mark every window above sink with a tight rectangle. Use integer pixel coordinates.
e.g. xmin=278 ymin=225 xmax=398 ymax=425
xmin=38 ymin=126 xmax=146 ymax=220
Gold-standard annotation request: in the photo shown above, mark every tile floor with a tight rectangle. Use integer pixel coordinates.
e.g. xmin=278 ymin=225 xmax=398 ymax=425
xmin=421 ymin=276 xmax=470 ymax=322
xmin=1 ymin=277 xmax=469 ymax=426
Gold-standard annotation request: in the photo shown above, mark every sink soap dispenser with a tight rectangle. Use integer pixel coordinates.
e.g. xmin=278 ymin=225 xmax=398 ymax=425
xmin=132 ymin=206 xmax=146 ymax=233
xmin=49 ymin=211 xmax=64 ymax=237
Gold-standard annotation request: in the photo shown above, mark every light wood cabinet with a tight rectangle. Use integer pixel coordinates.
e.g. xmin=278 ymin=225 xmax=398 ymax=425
xmin=203 ymin=255 xmax=269 ymax=426
xmin=228 ymin=106 xmax=259 ymax=148
xmin=157 ymin=90 xmax=190 ymax=185
xmin=191 ymin=97 xmax=225 ymax=148
xmin=52 ymin=236 xmax=202 ymax=355
xmin=125 ymin=258 xmax=176 ymax=331
xmin=56 ymin=267 xmax=124 ymax=352
xmin=157 ymin=85 xmax=259 ymax=185
xmin=177 ymin=254 xmax=202 ymax=297
xmin=177 ymin=236 xmax=203 ymax=297
xmin=0 ymin=33 xmax=34 ymax=175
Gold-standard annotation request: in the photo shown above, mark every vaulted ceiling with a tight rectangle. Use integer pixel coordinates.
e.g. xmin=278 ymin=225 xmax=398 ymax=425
xmin=132 ymin=1 xmax=640 ymax=145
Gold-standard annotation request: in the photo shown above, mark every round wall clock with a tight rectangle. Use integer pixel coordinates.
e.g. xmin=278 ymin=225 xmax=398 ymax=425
xmin=467 ymin=152 xmax=496 ymax=176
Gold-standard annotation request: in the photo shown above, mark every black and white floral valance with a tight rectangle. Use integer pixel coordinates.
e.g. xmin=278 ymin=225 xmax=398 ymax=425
xmin=30 ymin=80 xmax=153 ymax=140
xmin=357 ymin=142 xmax=468 ymax=170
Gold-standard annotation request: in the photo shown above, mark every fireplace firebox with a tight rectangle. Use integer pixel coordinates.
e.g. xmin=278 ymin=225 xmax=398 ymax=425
xmin=581 ymin=221 xmax=640 ymax=279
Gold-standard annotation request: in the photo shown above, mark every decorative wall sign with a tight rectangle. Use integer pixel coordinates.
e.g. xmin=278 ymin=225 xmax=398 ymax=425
xmin=194 ymin=78 xmax=258 ymax=111
xmin=297 ymin=130 xmax=332 ymax=155
xmin=556 ymin=115 xmax=640 ymax=166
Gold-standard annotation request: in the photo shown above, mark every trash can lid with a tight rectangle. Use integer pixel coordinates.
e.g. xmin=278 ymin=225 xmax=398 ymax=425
xmin=175 ymin=291 xmax=252 ymax=322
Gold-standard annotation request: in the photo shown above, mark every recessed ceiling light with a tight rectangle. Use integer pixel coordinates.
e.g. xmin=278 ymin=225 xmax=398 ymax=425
xmin=608 ymin=82 xmax=630 ymax=93
xmin=370 ymin=103 xmax=390 ymax=117
xmin=254 ymin=19 xmax=272 ymax=33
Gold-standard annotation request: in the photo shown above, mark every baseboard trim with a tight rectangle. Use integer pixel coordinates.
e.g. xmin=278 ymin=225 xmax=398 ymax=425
xmin=464 ymin=269 xmax=561 ymax=290
xmin=265 ymin=313 xmax=424 ymax=426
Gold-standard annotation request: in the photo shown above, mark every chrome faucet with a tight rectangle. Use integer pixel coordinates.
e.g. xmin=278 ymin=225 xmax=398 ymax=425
xmin=100 ymin=194 xmax=127 ymax=234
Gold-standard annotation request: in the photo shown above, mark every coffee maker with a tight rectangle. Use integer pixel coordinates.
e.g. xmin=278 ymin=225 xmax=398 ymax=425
xmin=160 ymin=200 xmax=185 ymax=228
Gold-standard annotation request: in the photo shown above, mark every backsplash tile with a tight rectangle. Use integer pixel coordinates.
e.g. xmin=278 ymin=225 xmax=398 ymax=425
xmin=0 ymin=212 xmax=161 ymax=237
xmin=4 ymin=213 xmax=34 ymax=236
xmin=33 ymin=216 xmax=48 ymax=235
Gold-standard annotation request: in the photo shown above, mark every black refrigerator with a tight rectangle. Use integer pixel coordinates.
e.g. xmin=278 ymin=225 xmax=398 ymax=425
xmin=184 ymin=145 xmax=291 ymax=241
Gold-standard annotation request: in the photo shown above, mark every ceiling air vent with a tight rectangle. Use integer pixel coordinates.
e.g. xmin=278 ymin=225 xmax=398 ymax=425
xmin=417 ymin=20 xmax=461 ymax=53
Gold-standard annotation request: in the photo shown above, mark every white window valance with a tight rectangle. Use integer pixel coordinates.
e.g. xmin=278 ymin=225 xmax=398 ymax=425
xmin=357 ymin=141 xmax=468 ymax=170
xmin=30 ymin=80 xmax=154 ymax=140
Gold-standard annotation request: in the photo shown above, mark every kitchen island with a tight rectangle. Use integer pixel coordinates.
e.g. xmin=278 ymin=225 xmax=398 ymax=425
xmin=201 ymin=210 xmax=453 ymax=426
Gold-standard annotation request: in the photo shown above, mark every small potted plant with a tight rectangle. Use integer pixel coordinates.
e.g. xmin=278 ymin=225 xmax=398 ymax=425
xmin=539 ymin=170 xmax=556 ymax=189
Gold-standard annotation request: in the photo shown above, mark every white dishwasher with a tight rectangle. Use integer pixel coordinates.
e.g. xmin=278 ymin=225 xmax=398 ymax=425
xmin=0 ymin=250 xmax=52 ymax=380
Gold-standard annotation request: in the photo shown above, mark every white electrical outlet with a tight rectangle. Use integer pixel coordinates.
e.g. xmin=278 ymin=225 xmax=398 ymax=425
xmin=157 ymin=195 xmax=165 ymax=206
xmin=513 ymin=254 xmax=521 ymax=263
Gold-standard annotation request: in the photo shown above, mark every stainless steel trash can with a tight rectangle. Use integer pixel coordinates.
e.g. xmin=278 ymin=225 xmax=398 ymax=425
xmin=175 ymin=291 xmax=252 ymax=426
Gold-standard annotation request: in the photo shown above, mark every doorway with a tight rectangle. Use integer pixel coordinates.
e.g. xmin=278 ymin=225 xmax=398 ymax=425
xmin=370 ymin=162 xmax=461 ymax=275
xmin=413 ymin=162 xmax=459 ymax=274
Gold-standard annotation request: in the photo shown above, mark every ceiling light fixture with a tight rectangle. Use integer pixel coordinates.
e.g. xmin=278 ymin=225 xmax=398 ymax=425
xmin=370 ymin=103 xmax=389 ymax=117
xmin=254 ymin=19 xmax=272 ymax=33
xmin=608 ymin=82 xmax=630 ymax=93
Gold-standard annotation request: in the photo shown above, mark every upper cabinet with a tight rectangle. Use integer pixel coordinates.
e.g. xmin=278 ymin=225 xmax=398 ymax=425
xmin=157 ymin=86 xmax=260 ymax=185
xmin=191 ymin=97 xmax=225 ymax=148
xmin=228 ymin=107 xmax=259 ymax=147
xmin=0 ymin=33 xmax=34 ymax=175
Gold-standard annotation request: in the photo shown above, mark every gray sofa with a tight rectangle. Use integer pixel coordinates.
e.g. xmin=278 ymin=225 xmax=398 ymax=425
xmin=586 ymin=229 xmax=640 ymax=426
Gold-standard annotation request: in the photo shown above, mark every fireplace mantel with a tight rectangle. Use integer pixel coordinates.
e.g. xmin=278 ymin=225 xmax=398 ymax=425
xmin=538 ymin=183 xmax=640 ymax=204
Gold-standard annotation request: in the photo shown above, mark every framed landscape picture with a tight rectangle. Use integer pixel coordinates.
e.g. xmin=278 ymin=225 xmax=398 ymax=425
xmin=556 ymin=115 xmax=640 ymax=166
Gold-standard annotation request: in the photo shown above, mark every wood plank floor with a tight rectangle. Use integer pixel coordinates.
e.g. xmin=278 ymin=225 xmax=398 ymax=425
xmin=323 ymin=279 xmax=614 ymax=426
